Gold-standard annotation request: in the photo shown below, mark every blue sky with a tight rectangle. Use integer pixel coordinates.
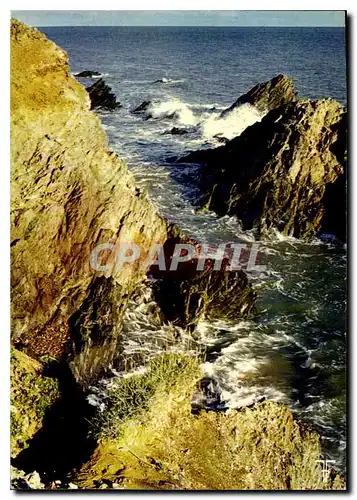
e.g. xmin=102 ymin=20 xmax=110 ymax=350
xmin=12 ymin=10 xmax=345 ymax=27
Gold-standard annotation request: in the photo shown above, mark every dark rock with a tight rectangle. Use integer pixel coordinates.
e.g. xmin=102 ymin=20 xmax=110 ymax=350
xmin=168 ymin=127 xmax=189 ymax=135
xmin=74 ymin=70 xmax=101 ymax=78
xmin=150 ymin=226 xmax=256 ymax=330
xmin=86 ymin=78 xmax=121 ymax=110
xmin=132 ymin=100 xmax=152 ymax=113
xmin=220 ymin=74 xmax=297 ymax=117
xmin=178 ymin=146 xmax=216 ymax=164
xmin=178 ymin=75 xmax=296 ymax=164
xmin=196 ymin=99 xmax=346 ymax=241
xmin=153 ymin=77 xmax=171 ymax=84
xmin=213 ymin=134 xmax=229 ymax=144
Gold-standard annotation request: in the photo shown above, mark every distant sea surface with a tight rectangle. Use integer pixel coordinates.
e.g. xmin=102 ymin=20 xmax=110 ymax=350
xmin=43 ymin=26 xmax=346 ymax=105
xmin=41 ymin=26 xmax=347 ymax=470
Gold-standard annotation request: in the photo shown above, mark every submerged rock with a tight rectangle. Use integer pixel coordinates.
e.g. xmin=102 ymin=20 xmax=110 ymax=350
xmin=153 ymin=77 xmax=171 ymax=84
xmin=196 ymin=99 xmax=346 ymax=240
xmin=167 ymin=127 xmax=190 ymax=135
xmin=86 ymin=78 xmax=121 ymax=110
xmin=74 ymin=70 xmax=101 ymax=78
xmin=213 ymin=134 xmax=229 ymax=144
xmin=220 ymin=73 xmax=297 ymax=117
xmin=132 ymin=100 xmax=151 ymax=113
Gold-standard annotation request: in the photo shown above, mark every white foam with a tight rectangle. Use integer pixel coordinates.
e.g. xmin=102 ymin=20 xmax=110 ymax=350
xmin=92 ymin=73 xmax=110 ymax=78
xmin=148 ymin=99 xmax=197 ymax=126
xmin=146 ymin=100 xmax=264 ymax=142
xmin=200 ymin=103 xmax=264 ymax=141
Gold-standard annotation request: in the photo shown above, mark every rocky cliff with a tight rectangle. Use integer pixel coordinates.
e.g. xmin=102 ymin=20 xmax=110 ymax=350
xmin=182 ymin=91 xmax=346 ymax=241
xmin=11 ymin=19 xmax=168 ymax=384
xmin=11 ymin=19 xmax=255 ymax=386
xmin=76 ymin=354 xmax=344 ymax=490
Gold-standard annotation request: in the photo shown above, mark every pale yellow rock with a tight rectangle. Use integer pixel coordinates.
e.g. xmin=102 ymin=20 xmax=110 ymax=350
xmin=11 ymin=20 xmax=167 ymax=373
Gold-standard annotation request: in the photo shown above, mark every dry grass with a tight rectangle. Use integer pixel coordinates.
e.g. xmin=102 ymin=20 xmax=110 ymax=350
xmin=11 ymin=18 xmax=87 ymax=120
xmin=77 ymin=354 xmax=345 ymax=490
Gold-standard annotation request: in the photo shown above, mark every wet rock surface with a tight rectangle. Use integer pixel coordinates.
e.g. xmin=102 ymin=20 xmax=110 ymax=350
xmin=183 ymin=99 xmax=346 ymax=241
xmin=11 ymin=19 xmax=167 ymax=382
xmin=74 ymin=70 xmax=101 ymax=78
xmin=86 ymin=78 xmax=122 ymax=110
xmin=132 ymin=100 xmax=152 ymax=113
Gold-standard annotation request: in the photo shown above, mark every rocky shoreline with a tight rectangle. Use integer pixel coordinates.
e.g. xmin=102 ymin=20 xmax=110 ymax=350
xmin=179 ymin=76 xmax=346 ymax=242
xmin=10 ymin=19 xmax=346 ymax=490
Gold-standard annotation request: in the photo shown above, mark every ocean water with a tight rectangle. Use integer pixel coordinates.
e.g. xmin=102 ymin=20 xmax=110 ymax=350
xmin=42 ymin=26 xmax=347 ymax=469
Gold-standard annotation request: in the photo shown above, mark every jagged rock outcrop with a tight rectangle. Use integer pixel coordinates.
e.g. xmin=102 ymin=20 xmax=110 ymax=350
xmin=220 ymin=73 xmax=297 ymax=117
xmin=192 ymin=99 xmax=346 ymax=240
xmin=11 ymin=19 xmax=255 ymax=386
xmin=168 ymin=127 xmax=189 ymax=135
xmin=86 ymin=78 xmax=121 ymax=110
xmin=74 ymin=70 xmax=101 ymax=78
xmin=150 ymin=227 xmax=256 ymax=329
xmin=76 ymin=354 xmax=345 ymax=491
xmin=132 ymin=100 xmax=151 ymax=113
xmin=11 ymin=19 xmax=167 ymax=384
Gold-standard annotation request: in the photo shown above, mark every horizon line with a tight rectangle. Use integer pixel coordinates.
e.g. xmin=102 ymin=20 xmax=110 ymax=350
xmin=36 ymin=24 xmax=345 ymax=28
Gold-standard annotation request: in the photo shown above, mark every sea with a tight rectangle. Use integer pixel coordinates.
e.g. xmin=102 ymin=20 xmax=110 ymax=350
xmin=41 ymin=26 xmax=347 ymax=470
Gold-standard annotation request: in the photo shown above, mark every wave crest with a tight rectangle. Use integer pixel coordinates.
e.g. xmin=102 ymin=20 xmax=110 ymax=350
xmin=148 ymin=99 xmax=197 ymax=126
xmin=200 ymin=103 xmax=264 ymax=141
xmin=147 ymin=99 xmax=264 ymax=141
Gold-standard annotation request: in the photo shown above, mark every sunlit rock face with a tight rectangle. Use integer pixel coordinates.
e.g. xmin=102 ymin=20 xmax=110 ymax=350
xmin=10 ymin=20 xmax=255 ymax=385
xmin=11 ymin=19 xmax=167 ymax=383
xmin=191 ymin=99 xmax=346 ymax=241
xmin=220 ymin=73 xmax=297 ymax=117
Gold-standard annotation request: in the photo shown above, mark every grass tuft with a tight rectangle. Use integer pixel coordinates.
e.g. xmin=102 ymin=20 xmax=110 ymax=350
xmin=92 ymin=354 xmax=201 ymax=440
xmin=78 ymin=353 xmax=345 ymax=490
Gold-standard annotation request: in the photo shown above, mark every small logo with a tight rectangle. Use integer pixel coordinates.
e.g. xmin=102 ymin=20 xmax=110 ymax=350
xmin=316 ymin=459 xmax=336 ymax=481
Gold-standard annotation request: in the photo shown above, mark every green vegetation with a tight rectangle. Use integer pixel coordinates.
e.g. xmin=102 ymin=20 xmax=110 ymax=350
xmin=10 ymin=348 xmax=60 ymax=457
xmin=92 ymin=354 xmax=201 ymax=440
xmin=77 ymin=353 xmax=344 ymax=490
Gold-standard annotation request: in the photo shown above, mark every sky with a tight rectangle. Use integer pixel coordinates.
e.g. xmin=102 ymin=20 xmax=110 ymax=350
xmin=11 ymin=10 xmax=346 ymax=27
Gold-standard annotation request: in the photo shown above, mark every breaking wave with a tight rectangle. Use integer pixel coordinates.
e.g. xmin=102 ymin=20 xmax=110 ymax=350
xmin=147 ymin=99 xmax=264 ymax=141
xmin=148 ymin=99 xmax=197 ymax=126
xmin=200 ymin=103 xmax=264 ymax=141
